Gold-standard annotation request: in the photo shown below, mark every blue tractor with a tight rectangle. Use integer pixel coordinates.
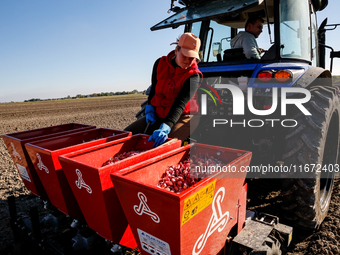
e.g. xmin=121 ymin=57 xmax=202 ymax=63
xmin=141 ymin=0 xmax=340 ymax=231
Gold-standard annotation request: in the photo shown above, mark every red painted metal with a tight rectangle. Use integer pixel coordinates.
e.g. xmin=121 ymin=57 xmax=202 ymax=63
xmin=111 ymin=143 xmax=252 ymax=255
xmin=58 ymin=134 xmax=181 ymax=248
xmin=1 ymin=123 xmax=96 ymax=200
xmin=24 ymin=128 xmax=131 ymax=219
xmin=237 ymin=183 xmax=247 ymax=234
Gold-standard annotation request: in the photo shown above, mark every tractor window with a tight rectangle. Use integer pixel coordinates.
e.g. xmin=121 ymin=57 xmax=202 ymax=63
xmin=202 ymin=20 xmax=232 ymax=63
xmin=190 ymin=21 xmax=202 ymax=41
xmin=190 ymin=21 xmax=203 ymax=59
xmin=280 ymin=0 xmax=311 ymax=60
xmin=200 ymin=20 xmax=274 ymax=63
xmin=190 ymin=22 xmax=202 ymax=40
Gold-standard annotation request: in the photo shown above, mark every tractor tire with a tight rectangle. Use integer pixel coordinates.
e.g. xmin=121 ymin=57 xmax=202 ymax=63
xmin=281 ymin=85 xmax=340 ymax=229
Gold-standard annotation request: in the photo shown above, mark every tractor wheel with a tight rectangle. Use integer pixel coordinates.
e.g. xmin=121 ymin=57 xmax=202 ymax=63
xmin=281 ymin=85 xmax=340 ymax=229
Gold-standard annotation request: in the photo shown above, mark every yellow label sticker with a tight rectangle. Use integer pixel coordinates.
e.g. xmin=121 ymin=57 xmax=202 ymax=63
xmin=181 ymin=180 xmax=216 ymax=225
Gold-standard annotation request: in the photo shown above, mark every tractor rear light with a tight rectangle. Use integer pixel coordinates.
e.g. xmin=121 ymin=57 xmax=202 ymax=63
xmin=257 ymin=71 xmax=273 ymax=82
xmin=274 ymin=70 xmax=292 ymax=82
xmin=257 ymin=70 xmax=293 ymax=82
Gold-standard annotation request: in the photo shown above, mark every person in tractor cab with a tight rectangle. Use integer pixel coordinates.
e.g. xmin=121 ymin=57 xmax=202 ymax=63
xmin=124 ymin=32 xmax=202 ymax=147
xmin=230 ymin=16 xmax=266 ymax=59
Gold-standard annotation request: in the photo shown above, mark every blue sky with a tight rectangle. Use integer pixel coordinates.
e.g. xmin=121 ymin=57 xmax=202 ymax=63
xmin=1 ymin=0 xmax=339 ymax=103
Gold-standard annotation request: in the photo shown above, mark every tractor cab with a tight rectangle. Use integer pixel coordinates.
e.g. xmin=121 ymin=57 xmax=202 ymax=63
xmin=152 ymin=0 xmax=328 ymax=76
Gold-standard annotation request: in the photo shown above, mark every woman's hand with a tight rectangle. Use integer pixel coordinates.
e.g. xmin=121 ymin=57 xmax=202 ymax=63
xmin=148 ymin=123 xmax=171 ymax=147
xmin=145 ymin=104 xmax=157 ymax=125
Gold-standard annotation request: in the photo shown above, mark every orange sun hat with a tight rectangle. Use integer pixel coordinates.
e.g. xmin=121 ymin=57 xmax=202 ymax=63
xmin=171 ymin=32 xmax=201 ymax=59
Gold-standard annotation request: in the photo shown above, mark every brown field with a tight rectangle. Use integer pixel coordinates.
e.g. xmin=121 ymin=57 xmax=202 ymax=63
xmin=0 ymin=95 xmax=339 ymax=254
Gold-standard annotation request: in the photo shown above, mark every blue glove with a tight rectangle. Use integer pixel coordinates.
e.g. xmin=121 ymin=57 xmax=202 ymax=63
xmin=148 ymin=123 xmax=171 ymax=147
xmin=145 ymin=104 xmax=157 ymax=125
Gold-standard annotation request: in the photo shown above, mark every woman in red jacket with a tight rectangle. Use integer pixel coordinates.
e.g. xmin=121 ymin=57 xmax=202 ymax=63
xmin=125 ymin=33 xmax=202 ymax=147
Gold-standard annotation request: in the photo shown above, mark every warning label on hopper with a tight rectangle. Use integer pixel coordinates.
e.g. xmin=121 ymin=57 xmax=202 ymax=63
xmin=16 ymin=163 xmax=31 ymax=182
xmin=137 ymin=228 xmax=171 ymax=255
xmin=181 ymin=180 xmax=216 ymax=225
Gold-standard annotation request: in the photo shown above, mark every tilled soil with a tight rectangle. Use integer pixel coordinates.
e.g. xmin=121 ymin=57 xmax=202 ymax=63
xmin=0 ymin=96 xmax=339 ymax=255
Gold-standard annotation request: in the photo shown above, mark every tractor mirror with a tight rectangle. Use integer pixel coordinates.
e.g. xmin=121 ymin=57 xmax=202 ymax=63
xmin=213 ymin=42 xmax=221 ymax=57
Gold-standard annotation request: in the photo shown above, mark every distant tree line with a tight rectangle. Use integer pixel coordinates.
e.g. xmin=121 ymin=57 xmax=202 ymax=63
xmin=333 ymin=76 xmax=340 ymax=86
xmin=24 ymin=89 xmax=145 ymax=102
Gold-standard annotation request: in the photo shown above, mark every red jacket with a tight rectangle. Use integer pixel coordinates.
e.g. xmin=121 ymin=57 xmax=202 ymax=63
xmin=150 ymin=51 xmax=202 ymax=119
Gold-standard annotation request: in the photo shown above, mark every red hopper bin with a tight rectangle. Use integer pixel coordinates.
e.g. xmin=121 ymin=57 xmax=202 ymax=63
xmin=1 ymin=123 xmax=96 ymax=200
xmin=24 ymin=128 xmax=131 ymax=219
xmin=110 ymin=143 xmax=252 ymax=255
xmin=58 ymin=135 xmax=181 ymax=248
